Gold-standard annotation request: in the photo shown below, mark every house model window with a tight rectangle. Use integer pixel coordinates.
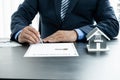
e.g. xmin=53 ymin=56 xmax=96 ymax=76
xmin=94 ymin=33 xmax=103 ymax=42
xmin=86 ymin=27 xmax=110 ymax=52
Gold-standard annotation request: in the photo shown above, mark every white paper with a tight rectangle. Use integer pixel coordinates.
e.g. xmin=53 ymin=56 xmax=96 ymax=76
xmin=24 ymin=43 xmax=79 ymax=57
xmin=0 ymin=41 xmax=22 ymax=48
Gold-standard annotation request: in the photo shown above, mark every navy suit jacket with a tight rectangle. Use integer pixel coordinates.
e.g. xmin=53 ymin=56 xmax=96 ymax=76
xmin=11 ymin=0 xmax=119 ymax=41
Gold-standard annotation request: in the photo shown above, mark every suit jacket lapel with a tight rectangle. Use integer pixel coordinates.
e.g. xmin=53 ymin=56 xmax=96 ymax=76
xmin=67 ymin=0 xmax=79 ymax=13
xmin=63 ymin=0 xmax=79 ymax=22
xmin=54 ymin=0 xmax=62 ymax=23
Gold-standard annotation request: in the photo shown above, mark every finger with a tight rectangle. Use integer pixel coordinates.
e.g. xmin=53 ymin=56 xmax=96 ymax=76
xmin=18 ymin=32 xmax=36 ymax=44
xmin=43 ymin=37 xmax=52 ymax=43
xmin=43 ymin=37 xmax=60 ymax=43
xmin=27 ymin=27 xmax=40 ymax=39
xmin=18 ymin=26 xmax=39 ymax=43
xmin=24 ymin=38 xmax=35 ymax=44
xmin=22 ymin=33 xmax=37 ymax=44
xmin=23 ymin=38 xmax=34 ymax=44
xmin=24 ymin=29 xmax=39 ymax=42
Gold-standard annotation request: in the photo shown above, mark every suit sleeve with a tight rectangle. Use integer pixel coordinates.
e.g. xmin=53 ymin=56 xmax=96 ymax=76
xmin=10 ymin=0 xmax=38 ymax=41
xmin=79 ymin=0 xmax=119 ymax=39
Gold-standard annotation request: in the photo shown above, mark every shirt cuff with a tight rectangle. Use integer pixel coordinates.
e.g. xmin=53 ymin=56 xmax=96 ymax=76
xmin=75 ymin=29 xmax=85 ymax=40
xmin=15 ymin=30 xmax=22 ymax=40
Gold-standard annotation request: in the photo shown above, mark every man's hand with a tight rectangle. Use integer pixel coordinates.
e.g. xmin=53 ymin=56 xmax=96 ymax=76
xmin=18 ymin=26 xmax=40 ymax=44
xmin=43 ymin=30 xmax=77 ymax=43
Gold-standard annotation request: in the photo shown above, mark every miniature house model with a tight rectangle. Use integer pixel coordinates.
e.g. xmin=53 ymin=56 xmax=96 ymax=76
xmin=86 ymin=27 xmax=110 ymax=52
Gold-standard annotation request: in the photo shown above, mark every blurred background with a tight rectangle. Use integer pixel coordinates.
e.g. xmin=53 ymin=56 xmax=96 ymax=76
xmin=0 ymin=0 xmax=119 ymax=38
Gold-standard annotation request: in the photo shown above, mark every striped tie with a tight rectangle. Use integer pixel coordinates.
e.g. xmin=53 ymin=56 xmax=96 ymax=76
xmin=61 ymin=0 xmax=70 ymax=21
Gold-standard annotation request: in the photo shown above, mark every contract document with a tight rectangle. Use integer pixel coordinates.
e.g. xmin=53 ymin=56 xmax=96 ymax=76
xmin=24 ymin=43 xmax=79 ymax=57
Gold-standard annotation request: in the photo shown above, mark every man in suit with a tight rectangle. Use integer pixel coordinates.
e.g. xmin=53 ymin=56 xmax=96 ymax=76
xmin=11 ymin=0 xmax=119 ymax=44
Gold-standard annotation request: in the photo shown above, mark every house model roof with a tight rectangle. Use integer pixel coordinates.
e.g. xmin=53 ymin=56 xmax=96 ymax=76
xmin=86 ymin=27 xmax=110 ymax=41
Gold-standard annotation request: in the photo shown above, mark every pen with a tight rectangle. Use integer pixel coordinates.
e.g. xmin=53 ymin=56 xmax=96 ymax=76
xmin=39 ymin=37 xmax=43 ymax=44
xmin=37 ymin=31 xmax=43 ymax=44
xmin=29 ymin=24 xmax=43 ymax=44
